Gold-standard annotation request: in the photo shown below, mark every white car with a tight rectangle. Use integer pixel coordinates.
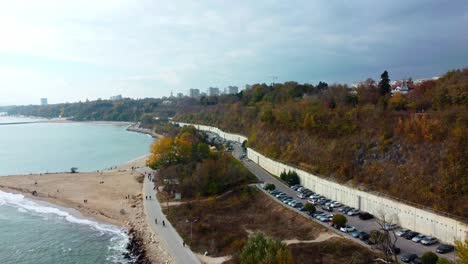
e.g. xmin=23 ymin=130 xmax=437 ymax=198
xmin=383 ymin=224 xmax=398 ymax=231
xmin=340 ymin=225 xmax=356 ymax=233
xmin=412 ymin=234 xmax=426 ymax=243
xmin=347 ymin=209 xmax=360 ymax=216
xmin=330 ymin=202 xmax=342 ymax=208
xmin=395 ymin=228 xmax=410 ymax=237
xmin=421 ymin=236 xmax=438 ymax=246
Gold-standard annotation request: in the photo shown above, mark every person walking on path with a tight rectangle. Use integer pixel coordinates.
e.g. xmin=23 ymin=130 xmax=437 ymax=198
xmin=162 ymin=220 xmax=165 ymax=227
xmin=155 ymin=218 xmax=157 ymax=224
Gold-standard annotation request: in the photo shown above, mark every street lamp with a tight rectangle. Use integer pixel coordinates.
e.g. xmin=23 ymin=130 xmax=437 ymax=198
xmin=186 ymin=219 xmax=198 ymax=245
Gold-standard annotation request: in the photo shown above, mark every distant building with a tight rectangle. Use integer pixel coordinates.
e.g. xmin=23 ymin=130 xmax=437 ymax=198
xmin=161 ymin=100 xmax=173 ymax=105
xmin=391 ymin=80 xmax=410 ymax=95
xmin=110 ymin=95 xmax=123 ymax=101
xmin=208 ymin=87 xmax=220 ymax=96
xmin=201 ymin=92 xmax=207 ymax=97
xmin=227 ymin=86 xmax=238 ymax=94
xmin=40 ymin=98 xmax=48 ymax=105
xmin=189 ymin=89 xmax=200 ymax=98
xmin=177 ymin=92 xmax=183 ymax=98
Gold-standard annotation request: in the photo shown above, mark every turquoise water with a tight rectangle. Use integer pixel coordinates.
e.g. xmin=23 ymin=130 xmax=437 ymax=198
xmin=0 ymin=117 xmax=154 ymax=263
xmin=0 ymin=120 xmax=153 ymax=175
xmin=0 ymin=191 xmax=132 ymax=264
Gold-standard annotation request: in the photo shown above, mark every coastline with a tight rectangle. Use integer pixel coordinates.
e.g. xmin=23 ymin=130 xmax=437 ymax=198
xmin=0 ymin=156 xmax=172 ymax=264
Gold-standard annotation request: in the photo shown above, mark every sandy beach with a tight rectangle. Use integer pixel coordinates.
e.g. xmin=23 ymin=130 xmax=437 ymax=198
xmin=0 ymin=156 xmax=173 ymax=264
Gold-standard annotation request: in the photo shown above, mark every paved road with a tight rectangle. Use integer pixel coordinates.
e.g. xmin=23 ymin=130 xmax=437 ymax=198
xmin=227 ymin=141 xmax=456 ymax=262
xmin=140 ymin=168 xmax=200 ymax=264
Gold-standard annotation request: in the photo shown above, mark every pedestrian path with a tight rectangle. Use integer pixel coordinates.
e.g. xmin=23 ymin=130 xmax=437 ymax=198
xmin=141 ymin=168 xmax=200 ymax=264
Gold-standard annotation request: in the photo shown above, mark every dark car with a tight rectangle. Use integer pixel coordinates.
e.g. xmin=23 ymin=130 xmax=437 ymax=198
xmin=294 ymin=202 xmax=304 ymax=208
xmin=436 ymin=244 xmax=455 ymax=254
xmin=358 ymin=212 xmax=374 ymax=220
xmin=401 ymin=253 xmax=418 ymax=263
xmin=403 ymin=231 xmax=419 ymax=240
xmin=385 ymin=246 xmax=401 ymax=255
xmin=359 ymin=232 xmax=370 ymax=241
xmin=321 ymin=205 xmax=333 ymax=212
xmin=409 ymin=258 xmax=421 ymax=264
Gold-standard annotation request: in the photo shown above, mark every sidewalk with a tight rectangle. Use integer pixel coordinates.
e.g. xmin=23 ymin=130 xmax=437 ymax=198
xmin=141 ymin=168 xmax=200 ymax=264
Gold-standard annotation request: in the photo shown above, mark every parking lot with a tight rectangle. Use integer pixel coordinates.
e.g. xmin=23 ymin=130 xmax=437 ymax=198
xmin=215 ymin=136 xmax=458 ymax=263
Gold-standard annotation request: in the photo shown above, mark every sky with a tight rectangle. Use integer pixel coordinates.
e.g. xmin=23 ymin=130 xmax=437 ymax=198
xmin=0 ymin=0 xmax=467 ymax=105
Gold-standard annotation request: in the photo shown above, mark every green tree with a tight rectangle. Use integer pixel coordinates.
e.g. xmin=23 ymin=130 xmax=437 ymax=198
xmin=304 ymin=203 xmax=316 ymax=214
xmin=265 ymin=183 xmax=276 ymax=191
xmin=421 ymin=251 xmax=438 ymax=264
xmin=378 ymin=70 xmax=391 ymax=96
xmin=332 ymin=214 xmax=347 ymax=227
xmin=239 ymin=233 xmax=294 ymax=264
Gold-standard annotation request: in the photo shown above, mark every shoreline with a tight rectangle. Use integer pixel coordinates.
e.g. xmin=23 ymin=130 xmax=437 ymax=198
xmin=0 ymin=156 xmax=172 ymax=264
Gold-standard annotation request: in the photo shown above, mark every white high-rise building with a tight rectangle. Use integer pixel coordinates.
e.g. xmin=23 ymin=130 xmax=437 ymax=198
xmin=40 ymin=98 xmax=48 ymax=105
xmin=208 ymin=87 xmax=219 ymax=96
xmin=189 ymin=89 xmax=200 ymax=98
xmin=227 ymin=86 xmax=238 ymax=94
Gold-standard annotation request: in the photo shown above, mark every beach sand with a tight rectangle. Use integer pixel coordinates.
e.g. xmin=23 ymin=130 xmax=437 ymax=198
xmin=0 ymin=156 xmax=173 ymax=264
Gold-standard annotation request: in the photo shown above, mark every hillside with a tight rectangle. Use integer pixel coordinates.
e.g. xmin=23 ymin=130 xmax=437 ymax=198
xmin=175 ymin=69 xmax=468 ymax=219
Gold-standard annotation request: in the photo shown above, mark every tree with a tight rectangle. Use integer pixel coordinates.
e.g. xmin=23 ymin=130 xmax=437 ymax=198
xmin=436 ymin=257 xmax=454 ymax=264
xmin=421 ymin=252 xmax=438 ymax=264
xmin=70 ymin=167 xmax=78 ymax=173
xmin=265 ymin=183 xmax=276 ymax=191
xmin=279 ymin=171 xmax=300 ymax=186
xmin=374 ymin=212 xmax=400 ymax=263
xmin=332 ymin=214 xmax=347 ymax=227
xmin=455 ymin=237 xmax=468 ymax=263
xmin=378 ymin=70 xmax=391 ymax=96
xmin=304 ymin=203 xmax=316 ymax=214
xmin=239 ymin=233 xmax=294 ymax=264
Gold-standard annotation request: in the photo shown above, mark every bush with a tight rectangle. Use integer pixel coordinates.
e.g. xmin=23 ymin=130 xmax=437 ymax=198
xmin=332 ymin=214 xmax=347 ymax=227
xmin=421 ymin=251 xmax=438 ymax=264
xmin=304 ymin=203 xmax=316 ymax=214
xmin=265 ymin=183 xmax=276 ymax=191
xmin=280 ymin=170 xmax=300 ymax=186
xmin=239 ymin=233 xmax=294 ymax=264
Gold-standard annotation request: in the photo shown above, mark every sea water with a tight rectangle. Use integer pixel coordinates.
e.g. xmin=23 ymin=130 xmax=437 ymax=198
xmin=0 ymin=117 xmax=154 ymax=263
xmin=0 ymin=191 xmax=132 ymax=264
xmin=0 ymin=118 xmax=153 ymax=175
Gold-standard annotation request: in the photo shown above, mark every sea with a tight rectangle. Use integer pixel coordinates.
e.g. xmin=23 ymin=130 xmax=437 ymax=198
xmin=0 ymin=116 xmax=154 ymax=264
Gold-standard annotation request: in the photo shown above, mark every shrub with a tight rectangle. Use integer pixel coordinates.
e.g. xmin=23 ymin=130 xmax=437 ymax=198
xmin=421 ymin=251 xmax=438 ymax=264
xmin=304 ymin=203 xmax=316 ymax=214
xmin=265 ymin=183 xmax=276 ymax=191
xmin=239 ymin=233 xmax=294 ymax=264
xmin=332 ymin=214 xmax=347 ymax=227
xmin=280 ymin=170 xmax=300 ymax=186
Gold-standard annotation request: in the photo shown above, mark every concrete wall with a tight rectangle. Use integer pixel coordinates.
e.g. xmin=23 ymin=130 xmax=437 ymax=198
xmin=173 ymin=122 xmax=468 ymax=244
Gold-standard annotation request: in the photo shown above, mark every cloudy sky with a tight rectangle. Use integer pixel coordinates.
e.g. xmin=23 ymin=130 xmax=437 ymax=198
xmin=0 ymin=0 xmax=467 ymax=105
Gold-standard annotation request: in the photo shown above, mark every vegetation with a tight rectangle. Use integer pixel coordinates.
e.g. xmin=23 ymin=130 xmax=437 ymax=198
xmin=303 ymin=203 xmax=316 ymax=214
xmin=331 ymin=214 xmax=347 ymax=228
xmin=265 ymin=183 xmax=276 ymax=191
xmin=239 ymin=233 xmax=294 ymax=264
xmin=0 ymin=97 xmax=189 ymax=123
xmin=175 ymin=68 xmax=468 ymax=218
xmin=455 ymin=238 xmax=468 ymax=263
xmin=280 ymin=171 xmax=300 ymax=186
xmin=147 ymin=126 xmax=256 ymax=198
xmin=421 ymin=252 xmax=439 ymax=264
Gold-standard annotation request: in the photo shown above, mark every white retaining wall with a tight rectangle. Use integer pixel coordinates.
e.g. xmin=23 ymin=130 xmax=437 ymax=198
xmin=173 ymin=122 xmax=468 ymax=244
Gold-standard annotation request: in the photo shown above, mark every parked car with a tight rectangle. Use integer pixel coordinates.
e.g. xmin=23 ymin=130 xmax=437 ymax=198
xmin=321 ymin=205 xmax=333 ymax=212
xmin=412 ymin=234 xmax=426 ymax=243
xmin=342 ymin=207 xmax=354 ymax=214
xmin=400 ymin=253 xmax=418 ymax=263
xmin=297 ymin=193 xmax=309 ymax=199
xmin=385 ymin=246 xmax=401 ymax=255
xmin=359 ymin=232 xmax=370 ymax=241
xmin=351 ymin=230 xmax=360 ymax=238
xmin=330 ymin=202 xmax=342 ymax=208
xmin=358 ymin=212 xmax=374 ymax=220
xmin=403 ymin=231 xmax=419 ymax=240
xmin=291 ymin=184 xmax=301 ymax=190
xmin=340 ymin=225 xmax=356 ymax=233
xmin=436 ymin=244 xmax=455 ymax=254
xmin=396 ymin=228 xmax=411 ymax=237
xmin=383 ymin=223 xmax=398 ymax=231
xmin=338 ymin=206 xmax=350 ymax=212
xmin=347 ymin=209 xmax=360 ymax=216
xmin=409 ymin=258 xmax=421 ymax=264
xmin=421 ymin=236 xmax=438 ymax=246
